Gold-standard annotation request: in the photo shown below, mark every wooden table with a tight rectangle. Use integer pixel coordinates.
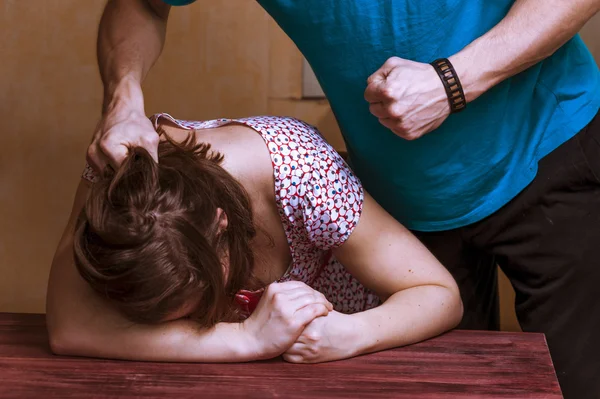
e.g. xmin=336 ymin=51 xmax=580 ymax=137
xmin=0 ymin=313 xmax=562 ymax=398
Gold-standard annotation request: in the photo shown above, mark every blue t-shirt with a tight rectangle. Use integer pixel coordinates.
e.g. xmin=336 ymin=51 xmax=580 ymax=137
xmin=166 ymin=0 xmax=600 ymax=231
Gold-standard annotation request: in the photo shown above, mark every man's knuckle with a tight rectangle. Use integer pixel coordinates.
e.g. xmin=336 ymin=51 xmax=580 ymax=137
xmin=145 ymin=132 xmax=160 ymax=145
xmin=405 ymin=132 xmax=419 ymax=141
xmin=98 ymin=138 xmax=113 ymax=153
xmin=86 ymin=145 xmax=97 ymax=159
xmin=393 ymin=128 xmax=406 ymax=138
xmin=380 ymin=87 xmax=394 ymax=99
xmin=388 ymin=107 xmax=402 ymax=119
xmin=384 ymin=56 xmax=401 ymax=67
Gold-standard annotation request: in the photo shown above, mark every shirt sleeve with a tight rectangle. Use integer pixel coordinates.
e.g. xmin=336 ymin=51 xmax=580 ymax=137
xmin=297 ymin=136 xmax=364 ymax=250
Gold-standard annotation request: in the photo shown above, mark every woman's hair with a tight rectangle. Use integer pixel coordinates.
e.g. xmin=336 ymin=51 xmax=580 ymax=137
xmin=73 ymin=131 xmax=258 ymax=326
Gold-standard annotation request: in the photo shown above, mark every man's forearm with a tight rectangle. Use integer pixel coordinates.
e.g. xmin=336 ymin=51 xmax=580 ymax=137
xmin=98 ymin=0 xmax=170 ymax=113
xmin=450 ymin=0 xmax=600 ymax=102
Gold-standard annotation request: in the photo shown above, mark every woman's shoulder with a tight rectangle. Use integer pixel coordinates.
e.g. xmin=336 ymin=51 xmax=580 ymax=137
xmin=236 ymin=116 xmax=348 ymax=176
xmin=236 ymin=116 xmax=327 ymax=150
xmin=239 ymin=117 xmax=364 ymax=250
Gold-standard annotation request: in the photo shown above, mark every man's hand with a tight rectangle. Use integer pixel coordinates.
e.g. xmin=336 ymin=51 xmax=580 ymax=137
xmin=87 ymin=78 xmax=159 ymax=173
xmin=90 ymin=0 xmax=171 ymax=173
xmin=87 ymin=108 xmax=159 ymax=173
xmin=364 ymin=56 xmax=450 ymax=141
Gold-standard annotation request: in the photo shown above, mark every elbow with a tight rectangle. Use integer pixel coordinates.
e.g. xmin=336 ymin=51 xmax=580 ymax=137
xmin=46 ymin=306 xmax=77 ymax=356
xmin=48 ymin=328 xmax=78 ymax=356
xmin=46 ymin=315 xmax=86 ymax=357
xmin=450 ymin=293 xmax=464 ymax=329
xmin=48 ymin=326 xmax=94 ymax=357
xmin=443 ymin=283 xmax=464 ymax=329
xmin=423 ymin=277 xmax=463 ymax=330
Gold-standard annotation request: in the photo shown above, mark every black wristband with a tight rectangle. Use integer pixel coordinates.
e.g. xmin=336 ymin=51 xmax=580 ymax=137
xmin=431 ymin=58 xmax=466 ymax=113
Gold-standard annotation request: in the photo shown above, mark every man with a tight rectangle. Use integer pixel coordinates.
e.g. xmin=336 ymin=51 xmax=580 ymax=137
xmin=88 ymin=1 xmax=600 ymax=397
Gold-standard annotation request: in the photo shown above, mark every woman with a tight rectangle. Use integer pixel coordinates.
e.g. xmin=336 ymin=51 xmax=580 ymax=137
xmin=46 ymin=114 xmax=462 ymax=363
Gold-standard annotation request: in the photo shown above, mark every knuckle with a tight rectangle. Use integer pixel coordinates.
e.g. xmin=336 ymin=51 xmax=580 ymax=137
xmin=388 ymin=107 xmax=402 ymax=119
xmin=286 ymin=319 xmax=301 ymax=331
xmin=265 ymin=283 xmax=278 ymax=294
xmin=315 ymin=292 xmax=327 ymax=303
xmin=392 ymin=128 xmax=404 ymax=138
xmin=86 ymin=145 xmax=97 ymax=160
xmin=144 ymin=132 xmax=160 ymax=145
xmin=308 ymin=346 xmax=320 ymax=356
xmin=400 ymin=126 xmax=419 ymax=140
xmin=98 ymin=138 xmax=113 ymax=154
xmin=297 ymin=281 xmax=309 ymax=289
xmin=380 ymin=87 xmax=394 ymax=99
xmin=394 ymin=120 xmax=407 ymax=131
xmin=284 ymin=354 xmax=302 ymax=364
xmin=387 ymin=56 xmax=402 ymax=65
xmin=404 ymin=132 xmax=419 ymax=141
xmin=271 ymin=292 xmax=285 ymax=306
xmin=306 ymin=332 xmax=321 ymax=342
xmin=311 ymin=304 xmax=324 ymax=317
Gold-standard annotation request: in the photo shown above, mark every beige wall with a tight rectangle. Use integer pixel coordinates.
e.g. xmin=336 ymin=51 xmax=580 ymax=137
xmin=0 ymin=2 xmax=598 ymax=330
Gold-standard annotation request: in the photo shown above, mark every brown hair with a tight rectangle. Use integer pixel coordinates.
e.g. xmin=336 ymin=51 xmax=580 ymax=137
xmin=73 ymin=132 xmax=258 ymax=326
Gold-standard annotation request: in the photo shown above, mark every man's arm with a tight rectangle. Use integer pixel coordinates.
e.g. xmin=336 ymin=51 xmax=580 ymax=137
xmin=88 ymin=0 xmax=171 ymax=172
xmin=97 ymin=0 xmax=171 ymax=110
xmin=98 ymin=0 xmax=170 ymax=111
xmin=452 ymin=0 xmax=600 ymax=103
xmin=365 ymin=0 xmax=600 ymax=140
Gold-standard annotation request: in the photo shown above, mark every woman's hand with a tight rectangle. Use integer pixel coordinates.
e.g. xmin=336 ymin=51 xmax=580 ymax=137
xmin=282 ymin=311 xmax=358 ymax=364
xmin=242 ymin=281 xmax=333 ymax=360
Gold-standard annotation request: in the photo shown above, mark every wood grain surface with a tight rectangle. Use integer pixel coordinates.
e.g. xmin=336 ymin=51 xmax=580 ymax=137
xmin=0 ymin=313 xmax=562 ymax=398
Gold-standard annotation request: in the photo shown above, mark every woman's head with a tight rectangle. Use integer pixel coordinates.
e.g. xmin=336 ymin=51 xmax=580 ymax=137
xmin=73 ymin=132 xmax=257 ymax=326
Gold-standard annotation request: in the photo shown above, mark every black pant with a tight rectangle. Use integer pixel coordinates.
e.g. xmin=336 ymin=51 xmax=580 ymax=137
xmin=415 ymin=111 xmax=600 ymax=399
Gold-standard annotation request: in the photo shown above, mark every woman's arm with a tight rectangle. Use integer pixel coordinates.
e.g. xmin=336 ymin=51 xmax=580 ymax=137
xmin=46 ymin=180 xmax=331 ymax=362
xmin=283 ymin=193 xmax=463 ymax=363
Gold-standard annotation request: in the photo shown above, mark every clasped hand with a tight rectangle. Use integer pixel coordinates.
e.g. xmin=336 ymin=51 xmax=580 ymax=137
xmin=242 ymin=281 xmax=357 ymax=364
